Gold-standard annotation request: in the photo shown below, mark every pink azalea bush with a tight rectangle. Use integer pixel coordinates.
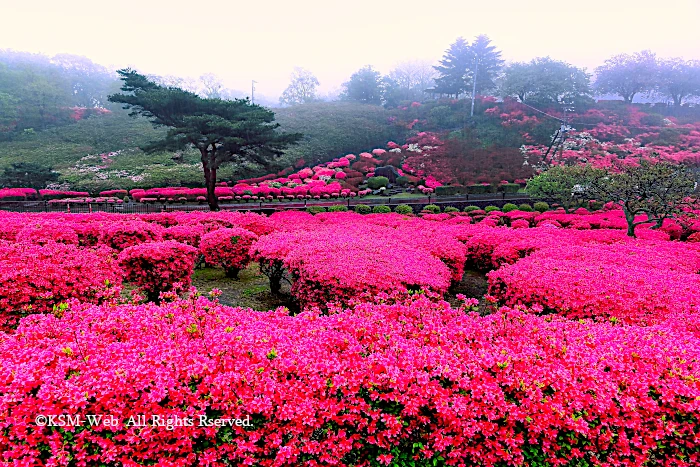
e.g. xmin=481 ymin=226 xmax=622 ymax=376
xmin=118 ymin=241 xmax=198 ymax=302
xmin=2 ymin=293 xmax=700 ymax=466
xmin=200 ymin=228 xmax=258 ymax=278
xmin=0 ymin=242 xmax=121 ymax=330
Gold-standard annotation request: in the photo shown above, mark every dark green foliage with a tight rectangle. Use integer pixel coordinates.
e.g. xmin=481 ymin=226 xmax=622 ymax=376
xmin=395 ymin=176 xmax=409 ymax=186
xmin=444 ymin=206 xmax=459 ymax=213
xmin=354 ymin=204 xmax=371 ymax=214
xmin=394 ymin=204 xmax=413 ymax=215
xmin=108 ymin=69 xmax=301 ymax=210
xmin=518 ymin=203 xmax=534 ymax=212
xmin=467 ymin=184 xmax=494 ymax=194
xmin=372 ymin=205 xmax=391 ymax=214
xmin=500 ymin=183 xmax=521 ymax=193
xmin=367 ymin=176 xmax=389 ymax=190
xmin=433 ymin=37 xmax=471 ymax=98
xmin=484 ymin=205 xmax=500 ymax=213
xmin=423 ymin=204 xmax=441 ymax=214
xmin=500 ymin=57 xmax=593 ymax=109
xmin=0 ymin=162 xmax=58 ymax=189
xmin=527 ymin=165 xmax=604 ymax=213
xmin=435 ymin=185 xmax=464 ymax=196
xmin=306 ymin=206 xmax=327 ymax=214
xmin=533 ymin=201 xmax=549 ymax=212
xmin=341 ymin=66 xmax=383 ymax=105
xmin=274 ymin=102 xmax=406 ymax=168
xmin=469 ymin=35 xmax=504 ymax=95
xmin=501 ymin=203 xmax=518 ymax=213
xmin=463 ymin=205 xmax=480 ymax=212
xmin=327 ymin=205 xmax=348 ymax=212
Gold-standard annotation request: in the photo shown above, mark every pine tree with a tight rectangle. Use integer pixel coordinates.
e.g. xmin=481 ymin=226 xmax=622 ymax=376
xmin=433 ymin=37 xmax=471 ymax=98
xmin=468 ymin=35 xmax=504 ymax=95
xmin=108 ymin=69 xmax=301 ymax=211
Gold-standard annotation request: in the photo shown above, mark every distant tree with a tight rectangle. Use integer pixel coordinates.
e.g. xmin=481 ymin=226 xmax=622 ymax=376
xmin=199 ymin=73 xmax=224 ymax=99
xmin=341 ymin=66 xmax=383 ymax=105
xmin=51 ymin=53 xmax=115 ymax=107
xmin=388 ymin=60 xmax=436 ymax=102
xmin=108 ymin=69 xmax=301 ymax=211
xmin=658 ymin=58 xmax=700 ymax=106
xmin=526 ymin=165 xmax=605 ymax=213
xmin=500 ymin=57 xmax=592 ymax=108
xmin=0 ymin=162 xmax=58 ymax=189
xmin=468 ymin=35 xmax=503 ymax=95
xmin=279 ymin=67 xmax=319 ymax=106
xmin=594 ymin=51 xmax=658 ymax=103
xmin=433 ymin=37 xmax=471 ymax=98
xmin=586 ymin=161 xmax=697 ymax=237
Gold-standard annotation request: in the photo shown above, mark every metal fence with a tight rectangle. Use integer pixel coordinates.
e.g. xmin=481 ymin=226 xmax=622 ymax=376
xmin=0 ymin=193 xmax=532 ymax=214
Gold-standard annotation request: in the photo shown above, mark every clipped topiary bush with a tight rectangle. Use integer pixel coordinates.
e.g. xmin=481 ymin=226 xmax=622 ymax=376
xmin=534 ymin=202 xmax=549 ymax=213
xmin=423 ymin=204 xmax=441 ymax=214
xmin=372 ymin=205 xmax=391 ymax=214
xmin=395 ymin=176 xmax=409 ymax=186
xmin=464 ymin=205 xmax=480 ymax=212
xmin=306 ymin=206 xmax=327 ymax=214
xmin=200 ymin=228 xmax=259 ymax=279
xmin=501 ymin=203 xmax=518 ymax=213
xmin=500 ymin=183 xmax=521 ymax=194
xmin=444 ymin=207 xmax=459 ymax=213
xmin=118 ymin=241 xmax=198 ymax=302
xmin=518 ymin=204 xmax=534 ymax=212
xmin=484 ymin=205 xmax=500 ymax=213
xmin=328 ymin=205 xmax=349 ymax=212
xmin=354 ymin=204 xmax=371 ymax=214
xmin=367 ymin=176 xmax=389 ymax=190
xmin=394 ymin=204 xmax=413 ymax=215
xmin=435 ymin=185 xmax=463 ymax=196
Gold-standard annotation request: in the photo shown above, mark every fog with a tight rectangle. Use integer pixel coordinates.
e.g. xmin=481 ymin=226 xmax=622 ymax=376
xmin=1 ymin=0 xmax=698 ymax=100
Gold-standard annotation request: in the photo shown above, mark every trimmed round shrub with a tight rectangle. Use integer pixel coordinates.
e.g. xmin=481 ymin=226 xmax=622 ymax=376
xmin=200 ymin=228 xmax=258 ymax=279
xmin=367 ymin=176 xmax=389 ymax=190
xmin=464 ymin=205 xmax=480 ymax=212
xmin=444 ymin=207 xmax=459 ymax=213
xmin=484 ymin=205 xmax=500 ymax=213
xmin=423 ymin=204 xmax=441 ymax=214
xmin=372 ymin=205 xmax=391 ymax=214
xmin=328 ymin=205 xmax=349 ymax=212
xmin=533 ymin=202 xmax=549 ymax=213
xmin=354 ymin=204 xmax=371 ymax=214
xmin=518 ymin=204 xmax=534 ymax=212
xmin=118 ymin=241 xmax=198 ymax=302
xmin=306 ymin=206 xmax=327 ymax=214
xmin=99 ymin=221 xmax=163 ymax=251
xmin=395 ymin=176 xmax=409 ymax=185
xmin=394 ymin=204 xmax=413 ymax=215
xmin=501 ymin=203 xmax=518 ymax=213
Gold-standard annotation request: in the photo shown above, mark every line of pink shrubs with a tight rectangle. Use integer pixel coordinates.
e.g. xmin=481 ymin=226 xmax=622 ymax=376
xmin=0 ymin=188 xmax=90 ymax=201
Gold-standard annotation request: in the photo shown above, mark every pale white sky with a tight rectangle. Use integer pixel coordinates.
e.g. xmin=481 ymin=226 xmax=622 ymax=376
xmin=1 ymin=0 xmax=698 ymax=98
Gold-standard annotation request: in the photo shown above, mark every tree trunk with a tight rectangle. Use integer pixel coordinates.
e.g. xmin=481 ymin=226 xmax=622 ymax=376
xmin=673 ymin=94 xmax=682 ymax=107
xmin=624 ymin=210 xmax=637 ymax=238
xmin=200 ymin=149 xmax=219 ymax=212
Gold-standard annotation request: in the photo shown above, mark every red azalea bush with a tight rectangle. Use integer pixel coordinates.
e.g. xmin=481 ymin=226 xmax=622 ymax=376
xmin=488 ymin=242 xmax=700 ymax=324
xmin=2 ymin=294 xmax=700 ymax=466
xmin=0 ymin=242 xmax=121 ymax=330
xmin=200 ymin=228 xmax=258 ymax=278
xmin=253 ymin=223 xmax=452 ymax=308
xmin=117 ymin=241 xmax=198 ymax=302
xmin=99 ymin=221 xmax=163 ymax=250
xmin=19 ymin=221 xmax=80 ymax=245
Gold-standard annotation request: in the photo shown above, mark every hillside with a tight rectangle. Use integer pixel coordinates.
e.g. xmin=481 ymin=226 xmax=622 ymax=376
xmin=0 ymin=102 xmax=407 ymax=192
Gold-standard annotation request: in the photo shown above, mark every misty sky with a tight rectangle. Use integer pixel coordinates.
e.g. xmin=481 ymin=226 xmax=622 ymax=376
xmin=2 ymin=0 xmax=699 ymax=99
